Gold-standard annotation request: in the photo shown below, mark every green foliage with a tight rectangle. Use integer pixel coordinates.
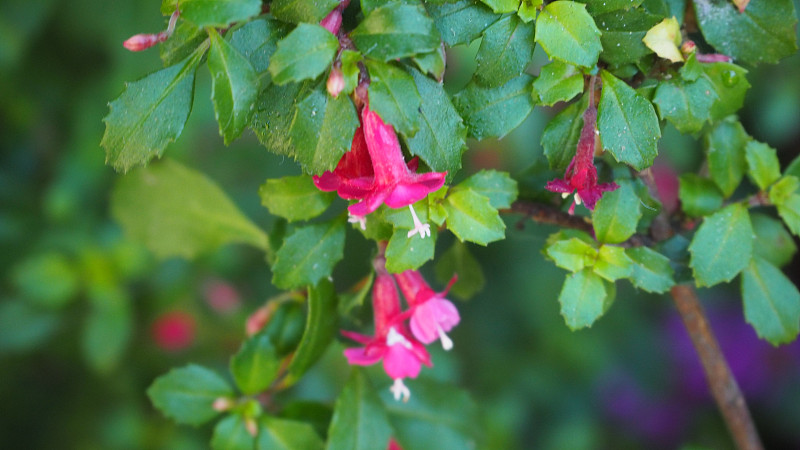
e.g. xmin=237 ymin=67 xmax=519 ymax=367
xmin=270 ymin=0 xmax=340 ymax=23
xmin=228 ymin=18 xmax=289 ymax=73
xmin=82 ymin=287 xmax=132 ymax=374
xmin=626 ymin=246 xmax=675 ymax=293
xmin=678 ymin=174 xmax=724 ymax=218
xmin=474 ymin=15 xmax=535 ymax=88
xmin=454 ymin=75 xmax=535 ymax=140
xmin=259 ymin=175 xmax=334 ymax=222
xmin=12 ymin=252 xmax=79 ymax=309
xmin=453 ymin=170 xmax=518 ymax=209
xmin=365 ymin=59 xmax=422 ymax=137
xmin=426 ymin=0 xmax=500 ymax=47
xmin=741 ymin=256 xmax=800 ymax=345
xmin=689 ymin=203 xmax=754 ymax=287
xmin=546 ymin=237 xmax=598 ymax=272
xmin=287 ymin=280 xmax=339 ymax=381
xmin=435 ymin=240 xmax=486 ymax=299
xmin=595 ymin=7 xmax=659 ymax=66
xmin=386 ymin=227 xmax=437 ymax=272
xmin=444 ymin=189 xmax=505 ymax=245
xmin=350 ymin=3 xmax=440 ymax=61
xmin=652 ymin=77 xmax=717 ymax=134
xmin=327 ymin=369 xmax=394 ymax=450
xmin=230 ymin=333 xmax=281 ymax=395
xmin=751 ymin=213 xmax=797 ymax=268
xmin=532 ymin=60 xmax=584 ymax=107
xmin=558 ymin=268 xmax=614 ymax=330
xmin=705 ymin=117 xmax=749 ymax=198
xmin=744 ymin=141 xmax=781 ymax=191
xmin=258 ymin=417 xmax=324 ymax=449
xmin=148 ymin=364 xmax=234 ymax=426
xmin=592 ymin=181 xmax=642 ymax=244
xmin=268 ymin=24 xmax=339 ymax=85
xmin=535 ymin=1 xmax=602 ymax=68
xmin=271 ymin=220 xmax=346 ymax=289
xmin=211 ymin=414 xmax=255 ymax=450
xmin=594 ymin=245 xmax=633 ymax=282
xmin=541 ymin=95 xmax=587 ymax=170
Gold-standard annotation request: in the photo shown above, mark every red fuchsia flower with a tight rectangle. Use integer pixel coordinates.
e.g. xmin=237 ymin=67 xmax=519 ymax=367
xmin=394 ymin=270 xmax=460 ymax=350
xmin=123 ymin=9 xmax=179 ymax=52
xmin=151 ymin=310 xmax=196 ymax=351
xmin=545 ymin=103 xmax=618 ymax=214
xmin=342 ymin=271 xmax=432 ymax=402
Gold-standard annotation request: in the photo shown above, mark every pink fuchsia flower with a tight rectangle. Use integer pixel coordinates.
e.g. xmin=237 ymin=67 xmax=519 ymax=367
xmin=545 ymin=103 xmax=618 ymax=214
xmin=342 ymin=272 xmax=431 ymax=402
xmin=394 ymin=270 xmax=460 ymax=350
xmin=151 ymin=311 xmax=196 ymax=351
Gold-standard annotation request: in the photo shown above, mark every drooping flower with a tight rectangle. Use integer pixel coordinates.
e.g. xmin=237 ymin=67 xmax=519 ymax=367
xmin=394 ymin=270 xmax=460 ymax=350
xmin=342 ymin=271 xmax=431 ymax=402
xmin=545 ymin=103 xmax=618 ymax=214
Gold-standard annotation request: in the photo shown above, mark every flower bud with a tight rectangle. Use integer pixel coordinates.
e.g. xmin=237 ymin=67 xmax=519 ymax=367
xmin=327 ymin=67 xmax=345 ymax=98
xmin=212 ymin=397 xmax=235 ymax=412
xmin=123 ymin=34 xmax=159 ymax=52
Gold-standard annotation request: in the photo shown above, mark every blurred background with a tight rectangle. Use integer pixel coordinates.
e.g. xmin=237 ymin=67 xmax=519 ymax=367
xmin=2 ymin=0 xmax=800 ymax=448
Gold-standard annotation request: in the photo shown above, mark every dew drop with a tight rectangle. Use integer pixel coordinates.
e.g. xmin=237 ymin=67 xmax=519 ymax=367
xmin=721 ymin=70 xmax=739 ymax=87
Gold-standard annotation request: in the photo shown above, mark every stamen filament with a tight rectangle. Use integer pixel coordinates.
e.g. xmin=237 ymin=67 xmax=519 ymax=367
xmin=407 ymin=204 xmax=431 ymax=239
xmin=390 ymin=378 xmax=411 ymax=402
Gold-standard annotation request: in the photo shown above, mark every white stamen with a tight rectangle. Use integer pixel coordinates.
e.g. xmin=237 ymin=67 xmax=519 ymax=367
xmin=348 ymin=213 xmax=367 ymax=230
xmin=561 ymin=192 xmax=570 ymax=199
xmin=390 ymin=378 xmax=411 ymax=402
xmin=437 ymin=326 xmax=453 ymax=350
xmin=406 ymin=204 xmax=431 ymax=239
xmin=386 ymin=327 xmax=412 ymax=349
xmin=574 ymin=193 xmax=582 ymax=205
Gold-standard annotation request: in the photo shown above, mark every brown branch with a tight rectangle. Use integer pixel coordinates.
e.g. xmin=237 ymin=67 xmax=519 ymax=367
xmin=671 ymin=285 xmax=763 ymax=450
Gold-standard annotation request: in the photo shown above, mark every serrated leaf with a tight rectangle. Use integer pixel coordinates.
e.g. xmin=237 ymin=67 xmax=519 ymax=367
xmin=535 ymin=1 xmax=603 ymax=68
xmin=678 ymin=174 xmax=723 ymax=217
xmin=82 ymin=288 xmax=132 ymax=374
xmin=258 ymin=417 xmax=324 ymax=450
xmin=592 ymin=181 xmax=642 ymax=244
xmin=272 ymin=220 xmax=346 ymax=289
xmin=642 ymin=17 xmax=682 ymax=62
xmin=595 ymin=8 xmax=660 ymax=66
xmin=776 ymin=193 xmax=800 ymax=236
xmin=251 ymin=81 xmax=312 ymax=157
xmin=626 ymin=246 xmax=674 ymax=293
xmin=405 ymin=68 xmax=468 ymax=177
xmin=290 ymin=86 xmax=360 ymax=174
xmin=102 ymin=47 xmax=204 ymax=172
xmin=426 ymin=0 xmax=500 ymax=47
xmin=454 ymin=170 xmax=518 ymax=209
xmin=365 ymin=60 xmax=421 ymax=137
xmin=751 ymin=213 xmax=797 ymax=268
xmin=453 ymin=75 xmax=535 ymax=141
xmin=705 ymin=117 xmax=749 ymax=197
xmin=160 ymin=21 xmax=206 ymax=67
xmin=286 ymin=279 xmax=338 ymax=381
xmin=385 ymin=227 xmax=436 ymax=273
xmin=327 ymin=369 xmax=394 ymax=450
xmin=208 ymin=29 xmax=259 ymax=145
xmin=176 ymin=0 xmax=261 ymax=27
xmin=147 ymin=364 xmax=233 ymax=426
xmin=480 ymin=0 xmax=519 ymax=13
xmin=532 ymin=60 xmax=584 ymax=106
xmin=518 ymin=0 xmax=542 ymax=23
xmin=594 ymin=245 xmax=633 ymax=281
xmin=268 ymin=24 xmax=338 ymax=85
xmin=652 ymin=77 xmax=718 ymax=134
xmin=259 ymin=175 xmax=334 ymax=222
xmin=351 ymin=3 xmax=440 ymax=61
xmin=444 ymin=189 xmax=505 ymax=245
xmin=694 ymin=0 xmax=798 ymax=66
xmin=689 ymin=203 xmax=754 ymax=287
xmin=474 ymin=15 xmax=535 ymax=88
xmin=744 ymin=141 xmax=781 ymax=190
xmin=435 ymin=240 xmax=485 ymax=300
xmin=558 ymin=268 xmax=613 ymax=330
xmin=229 ymin=17 xmax=291 ymax=73
xmin=701 ymin=62 xmax=750 ymax=121
xmin=541 ymin=95 xmax=587 ymax=170
xmin=413 ymin=46 xmax=446 ymax=80
xmin=230 ymin=333 xmax=281 ymax=395
xmin=598 ymin=70 xmax=661 ymax=170
xmin=270 ymin=0 xmax=340 ymax=23
xmin=211 ymin=415 xmax=256 ymax=450
xmin=111 ymin=159 xmax=268 ymax=259
xmin=741 ymin=256 xmax=800 ymax=345
xmin=545 ymin=237 xmax=598 ymax=272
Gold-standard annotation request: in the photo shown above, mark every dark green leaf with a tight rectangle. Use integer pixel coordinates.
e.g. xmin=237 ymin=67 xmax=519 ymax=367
xmin=211 ymin=414 xmax=256 ymax=450
xmin=272 ymin=220 xmax=346 ymax=289
xmin=147 ymin=364 xmax=233 ymax=426
xmin=444 ymin=189 xmax=505 ymax=245
xmin=701 ymin=62 xmax=750 ymax=121
xmin=177 ymin=0 xmax=261 ymax=27
xmin=287 ymin=279 xmax=338 ymax=381
xmin=741 ymin=256 xmax=800 ymax=345
xmin=751 ymin=213 xmax=797 ymax=268
xmin=593 ymin=245 xmax=633 ymax=282
xmin=435 ymin=240 xmax=485 ymax=299
xmin=268 ymin=24 xmax=338 ymax=85
xmin=575 ymin=0 xmax=644 ymax=14
xmin=112 ymin=159 xmax=268 ymax=259
xmin=270 ymin=0 xmax=340 ymax=23
xmin=745 ymin=141 xmax=781 ymax=190
xmin=595 ymin=8 xmax=660 ymax=66
xmin=0 ymin=301 xmax=59 ymax=354
xmin=688 ymin=203 xmax=754 ymax=287
xmin=592 ymin=181 xmax=642 ymax=244
xmin=694 ymin=0 xmax=798 ymax=65
xmin=558 ymin=268 xmax=613 ymax=330
xmin=652 ymin=77 xmax=718 ymax=134
xmin=160 ymin=21 xmax=207 ymax=67
xmin=453 ymin=75 xmax=535 ymax=140
xmin=413 ymin=46 xmax=446 ymax=80
xmin=327 ymin=369 xmax=394 ymax=450
xmin=541 ymin=95 xmax=587 ymax=170
xmin=386 ymin=227 xmax=436 ymax=273
xmin=426 ymin=0 xmax=500 ymax=47
xmin=12 ymin=252 xmax=79 ymax=309
xmin=351 ymin=3 xmax=440 ymax=61
xmin=678 ymin=173 xmax=723 ymax=217
xmin=82 ymin=287 xmax=132 ymax=374
xmin=598 ymin=70 xmax=661 ymax=170
xmin=230 ymin=333 xmax=281 ymax=395
xmin=545 ymin=237 xmax=598 ymax=272
xmin=251 ymin=81 xmax=311 ymax=157
xmin=705 ymin=117 xmax=749 ymax=197
xmin=535 ymin=1 xmax=603 ymax=68
xmin=453 ymin=170 xmax=518 ymax=209
xmin=532 ymin=60 xmax=584 ymax=106
xmin=626 ymin=246 xmax=674 ymax=293
xmin=229 ymin=17 xmax=291 ymax=73
xmin=365 ymin=59 xmax=421 ymax=137
xmin=339 ymin=273 xmax=374 ymax=316
xmin=474 ymin=15 xmax=536 ymax=88
xmin=102 ymin=47 xmax=204 ymax=172
xmin=258 ymin=417 xmax=324 ymax=450
xmin=259 ymin=175 xmax=334 ymax=222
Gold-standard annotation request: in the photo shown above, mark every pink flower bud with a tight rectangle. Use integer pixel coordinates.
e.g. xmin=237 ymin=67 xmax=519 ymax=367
xmin=151 ymin=311 xmax=196 ymax=351
xmin=327 ymin=67 xmax=345 ymax=98
xmin=123 ymin=34 xmax=160 ymax=52
xmin=245 ymin=418 xmax=258 ymax=437
xmin=212 ymin=397 xmax=235 ymax=412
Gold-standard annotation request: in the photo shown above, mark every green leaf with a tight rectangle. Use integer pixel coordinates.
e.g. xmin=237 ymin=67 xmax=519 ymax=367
xmin=678 ymin=174 xmax=724 ymax=217
xmin=0 ymin=301 xmax=59 ymax=354
xmin=558 ymin=268 xmax=613 ymax=330
xmin=535 ymin=1 xmax=603 ymax=68
xmin=102 ymin=47 xmax=204 ymax=172
xmin=595 ymin=8 xmax=660 ymax=66
xmin=413 ymin=46 xmax=446 ymax=80
xmin=518 ymin=0 xmax=543 ymax=22
xmin=327 ymin=369 xmax=394 ymax=450
xmin=786 ymin=155 xmax=800 ymax=179
xmin=545 ymin=237 xmax=598 ymax=272
xmin=259 ymin=175 xmax=334 ymax=222
xmin=251 ymin=81 xmax=311 ymax=157
xmin=594 ymin=245 xmax=633 ymax=282
xmin=229 ymin=17 xmax=291 ymax=74
xmin=272 ymin=220 xmax=346 ymax=289
xmin=769 ymin=177 xmax=800 ymax=235
xmin=744 ymin=141 xmax=781 ymax=190
xmin=444 ymin=189 xmax=505 ymax=245
xmin=741 ymin=256 xmax=800 ymax=345
xmin=211 ymin=414 xmax=256 ymax=450
xmin=178 ymin=0 xmax=261 ymax=27
xmin=532 ymin=60 xmax=584 ymax=106
xmin=592 ymin=181 xmax=642 ymax=244
xmin=435 ymin=240 xmax=486 ymax=300
xmin=426 ymin=0 xmax=500 ymax=47
xmin=339 ymin=273 xmax=374 ymax=316
xmin=701 ymin=62 xmax=750 ymax=121
xmin=404 ymin=69 xmax=467 ymax=178
xmin=112 ymin=159 xmax=268 ymax=259
xmin=694 ymin=0 xmax=798 ymax=66
xmin=652 ymin=77 xmax=718 ymax=134
xmin=12 ymin=252 xmax=79 ymax=309
xmin=230 ymin=333 xmax=281 ymax=395
xmin=82 ymin=287 xmax=132 ymax=374
xmin=454 ymin=170 xmax=518 ymax=209
xmin=626 ymin=246 xmax=674 ymax=293
xmin=705 ymin=117 xmax=749 ymax=197
xmin=268 ymin=24 xmax=338 ymax=85
xmin=290 ymin=86 xmax=360 ymax=174
xmin=365 ymin=60 xmax=421 ymax=137
xmin=474 ymin=15 xmax=536 ymax=88
xmin=541 ymin=95 xmax=587 ymax=170
xmin=351 ymin=3 xmax=440 ymax=61
xmin=261 ymin=301 xmax=307 ymax=356
xmin=340 ymin=50 xmax=363 ymax=95
xmin=208 ymin=29 xmax=259 ymax=145
xmin=453 ymin=75 xmax=535 ymax=141
xmin=287 ymin=279 xmax=338 ymax=381
xmin=598 ymin=70 xmax=661 ymax=170
xmin=574 ymin=0 xmax=644 ymax=14
xmin=270 ymin=0 xmax=340 ymax=23
xmin=768 ymin=175 xmax=799 ymax=206
xmin=386 ymin=227 xmax=436 ymax=273
xmin=160 ymin=21 xmax=207 ymax=67
xmin=480 ymin=0 xmax=519 ymax=13
xmin=751 ymin=213 xmax=797 ymax=268
xmin=258 ymin=417 xmax=324 ymax=450
xmin=147 ymin=364 xmax=234 ymax=426
xmin=688 ymin=203 xmax=754 ymax=287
